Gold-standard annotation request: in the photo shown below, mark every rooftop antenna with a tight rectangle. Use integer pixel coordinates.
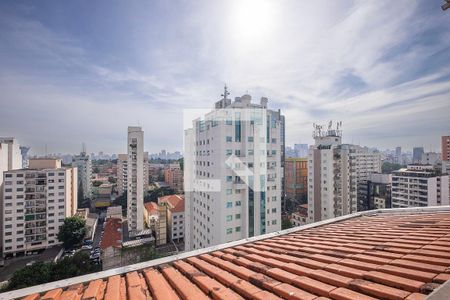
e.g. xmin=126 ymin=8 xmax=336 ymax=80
xmin=221 ymin=84 xmax=230 ymax=99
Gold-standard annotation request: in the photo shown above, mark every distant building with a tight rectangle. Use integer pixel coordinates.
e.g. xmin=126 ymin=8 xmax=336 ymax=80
xmin=395 ymin=146 xmax=402 ymax=165
xmin=117 ymin=154 xmax=127 ymax=196
xmin=291 ymin=204 xmax=308 ymax=227
xmin=392 ymin=165 xmax=449 ymax=208
xmin=284 ymin=158 xmax=308 ymax=204
xmin=20 ymin=146 xmax=30 ymax=169
xmin=1 ymin=159 xmax=77 ymax=258
xmin=421 ymin=152 xmax=441 ymax=166
xmin=412 ymin=147 xmax=424 ymax=164
xmin=148 ymin=163 xmax=164 ymax=181
xmin=72 ymin=151 xmax=93 ymax=201
xmin=164 ymin=164 xmax=183 ymax=192
xmin=127 ymin=126 xmax=144 ymax=234
xmin=294 ymin=144 xmax=309 ymax=158
xmin=106 ymin=206 xmax=123 ymax=220
xmin=442 ymin=136 xmax=450 ymax=161
xmin=158 ymin=195 xmax=184 ymax=243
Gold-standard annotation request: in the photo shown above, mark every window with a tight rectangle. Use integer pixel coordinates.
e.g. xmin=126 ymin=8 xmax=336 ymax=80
xmin=226 ymin=176 xmax=233 ymax=182
xmin=226 ymin=228 xmax=232 ymax=234
xmin=226 ymin=189 xmax=232 ymax=195
xmin=226 ymin=201 xmax=233 ymax=208
xmin=226 ymin=215 xmax=233 ymax=221
xmin=248 ymin=136 xmax=254 ymax=142
xmin=226 ymin=149 xmax=232 ymax=156
xmin=235 ymin=201 xmax=241 ymax=206
xmin=235 ymin=226 xmax=241 ymax=232
xmin=271 ymin=220 xmax=277 ymax=225
xmin=226 ymin=136 xmax=232 ymax=142
xmin=235 ymin=214 xmax=241 ymax=220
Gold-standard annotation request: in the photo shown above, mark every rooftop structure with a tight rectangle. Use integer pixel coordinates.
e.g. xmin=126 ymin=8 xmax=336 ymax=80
xmin=4 ymin=206 xmax=450 ymax=300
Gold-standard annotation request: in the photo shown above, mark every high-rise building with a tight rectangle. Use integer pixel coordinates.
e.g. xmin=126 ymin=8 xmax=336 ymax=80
xmin=117 ymin=154 xmax=128 ymax=196
xmin=307 ymin=122 xmax=381 ymax=222
xmin=117 ymin=151 xmax=148 ymax=197
xmin=1 ymin=159 xmax=77 ymax=258
xmin=441 ymin=136 xmax=450 ymax=161
xmin=20 ymin=146 xmax=31 ymax=169
xmin=364 ymin=173 xmax=392 ymax=210
xmin=127 ymin=126 xmax=144 ymax=234
xmin=72 ymin=150 xmax=92 ymax=201
xmin=184 ymin=92 xmax=283 ymax=251
xmin=391 ymin=165 xmax=449 ymax=208
xmin=412 ymin=147 xmax=424 ymax=164
xmin=421 ymin=152 xmax=441 ymax=166
xmin=395 ymin=146 xmax=402 ymax=165
xmin=284 ymin=158 xmax=308 ymax=204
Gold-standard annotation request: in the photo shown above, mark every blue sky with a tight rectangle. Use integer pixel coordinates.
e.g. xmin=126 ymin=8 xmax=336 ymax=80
xmin=0 ymin=0 xmax=449 ymax=155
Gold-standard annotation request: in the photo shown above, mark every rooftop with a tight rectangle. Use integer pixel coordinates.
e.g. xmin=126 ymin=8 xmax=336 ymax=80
xmin=100 ymin=218 xmax=122 ymax=250
xmin=158 ymin=194 xmax=184 ymax=213
xmin=3 ymin=206 xmax=450 ymax=300
xmin=144 ymin=202 xmax=159 ymax=216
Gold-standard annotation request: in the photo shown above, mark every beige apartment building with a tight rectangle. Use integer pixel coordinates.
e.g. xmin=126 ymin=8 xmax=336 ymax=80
xmin=1 ymin=159 xmax=77 ymax=258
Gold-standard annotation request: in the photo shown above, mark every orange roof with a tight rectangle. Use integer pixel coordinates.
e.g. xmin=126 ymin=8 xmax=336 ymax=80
xmin=100 ymin=218 xmax=122 ymax=250
xmin=5 ymin=208 xmax=450 ymax=300
xmin=144 ymin=201 xmax=159 ymax=215
xmin=158 ymin=194 xmax=184 ymax=213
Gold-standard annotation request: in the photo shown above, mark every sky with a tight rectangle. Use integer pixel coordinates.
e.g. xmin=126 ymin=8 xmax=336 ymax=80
xmin=0 ymin=0 xmax=449 ymax=155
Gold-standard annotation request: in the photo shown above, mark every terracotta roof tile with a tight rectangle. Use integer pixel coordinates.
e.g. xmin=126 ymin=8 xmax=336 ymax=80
xmin=7 ymin=210 xmax=450 ymax=300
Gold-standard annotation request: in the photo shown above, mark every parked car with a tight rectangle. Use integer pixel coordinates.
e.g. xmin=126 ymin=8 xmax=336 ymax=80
xmin=26 ymin=260 xmax=36 ymax=267
xmin=81 ymin=245 xmax=93 ymax=250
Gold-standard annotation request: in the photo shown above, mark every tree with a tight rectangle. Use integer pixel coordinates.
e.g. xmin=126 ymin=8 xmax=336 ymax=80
xmin=382 ymin=162 xmax=404 ymax=174
xmin=92 ymin=180 xmax=103 ymax=187
xmin=144 ymin=187 xmax=175 ymax=203
xmin=58 ymin=216 xmax=86 ymax=249
xmin=282 ymin=218 xmax=293 ymax=230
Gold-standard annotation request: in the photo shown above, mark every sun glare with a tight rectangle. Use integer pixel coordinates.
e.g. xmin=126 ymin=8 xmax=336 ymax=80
xmin=230 ymin=0 xmax=277 ymax=45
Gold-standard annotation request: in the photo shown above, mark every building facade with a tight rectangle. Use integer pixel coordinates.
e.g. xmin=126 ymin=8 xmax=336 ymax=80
xmin=412 ymin=147 xmax=424 ymax=164
xmin=442 ymin=136 xmax=450 ymax=161
xmin=284 ymin=158 xmax=308 ymax=204
xmin=184 ymin=93 xmax=283 ymax=251
xmin=1 ymin=159 xmax=77 ymax=258
xmin=72 ymin=151 xmax=93 ymax=200
xmin=158 ymin=194 xmax=184 ymax=243
xmin=118 ymin=152 xmax=148 ymax=197
xmin=307 ymin=122 xmax=381 ymax=222
xmin=391 ymin=165 xmax=449 ymax=208
xmin=164 ymin=164 xmax=183 ymax=192
xmin=364 ymin=173 xmax=392 ymax=210
xmin=127 ymin=127 xmax=144 ymax=234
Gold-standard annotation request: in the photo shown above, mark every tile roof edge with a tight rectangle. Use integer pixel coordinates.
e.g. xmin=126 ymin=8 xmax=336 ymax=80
xmin=426 ymin=278 xmax=450 ymax=300
xmin=2 ymin=205 xmax=450 ymax=299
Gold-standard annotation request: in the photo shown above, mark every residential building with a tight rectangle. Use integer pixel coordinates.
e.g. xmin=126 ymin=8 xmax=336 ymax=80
xmin=6 ymin=207 xmax=450 ymax=300
xmin=284 ymin=157 xmax=308 ymax=204
xmin=1 ymin=158 xmax=77 ymax=258
xmin=158 ymin=194 xmax=184 ymax=243
xmin=148 ymin=163 xmax=164 ymax=181
xmin=421 ymin=151 xmax=441 ymax=166
xmin=164 ymin=164 xmax=183 ymax=192
xmin=364 ymin=173 xmax=392 ymax=210
xmin=20 ymin=146 xmax=30 ymax=169
xmin=117 ymin=152 xmax=149 ymax=197
xmin=290 ymin=203 xmax=308 ymax=226
xmin=184 ymin=92 xmax=283 ymax=251
xmin=117 ymin=154 xmax=127 ymax=196
xmin=412 ymin=147 xmax=424 ymax=164
xmin=72 ymin=151 xmax=93 ymax=201
xmin=307 ymin=122 xmax=381 ymax=222
xmin=127 ymin=126 xmax=144 ymax=234
xmin=442 ymin=135 xmax=450 ymax=161
xmin=144 ymin=202 xmax=158 ymax=230
xmin=391 ymin=165 xmax=449 ymax=208
xmin=106 ymin=206 xmax=122 ymax=220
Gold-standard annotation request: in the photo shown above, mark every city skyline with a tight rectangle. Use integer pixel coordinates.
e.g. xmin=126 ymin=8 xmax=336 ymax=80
xmin=1 ymin=1 xmax=449 ymax=154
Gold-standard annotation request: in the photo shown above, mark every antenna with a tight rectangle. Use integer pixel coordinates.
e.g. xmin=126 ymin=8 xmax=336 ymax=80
xmin=221 ymin=84 xmax=230 ymax=99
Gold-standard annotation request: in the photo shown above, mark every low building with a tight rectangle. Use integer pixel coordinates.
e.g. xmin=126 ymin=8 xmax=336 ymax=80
xmin=106 ymin=206 xmax=122 ymax=220
xmin=143 ymin=202 xmax=158 ymax=230
xmin=158 ymin=194 xmax=184 ymax=242
xmin=100 ymin=217 xmax=122 ymax=270
xmin=74 ymin=208 xmax=98 ymax=242
xmin=290 ymin=204 xmax=308 ymax=227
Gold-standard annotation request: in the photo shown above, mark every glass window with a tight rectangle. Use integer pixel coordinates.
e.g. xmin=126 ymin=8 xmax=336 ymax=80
xmin=226 ymin=215 xmax=233 ymax=221
xmin=235 ymin=201 xmax=241 ymax=206
xmin=226 ymin=201 xmax=233 ymax=208
xmin=235 ymin=226 xmax=241 ymax=232
xmin=235 ymin=214 xmax=241 ymax=219
xmin=226 ymin=136 xmax=232 ymax=142
xmin=226 ymin=228 xmax=232 ymax=234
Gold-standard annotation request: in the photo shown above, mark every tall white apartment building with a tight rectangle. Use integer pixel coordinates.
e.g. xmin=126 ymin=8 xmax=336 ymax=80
xmin=127 ymin=126 xmax=144 ymax=233
xmin=117 ymin=152 xmax=148 ymax=197
xmin=72 ymin=151 xmax=92 ymax=200
xmin=1 ymin=159 xmax=77 ymax=258
xmin=392 ymin=165 xmax=449 ymax=208
xmin=0 ymin=138 xmax=22 ymax=184
xmin=185 ymin=92 xmax=283 ymax=251
xmin=307 ymin=122 xmax=381 ymax=222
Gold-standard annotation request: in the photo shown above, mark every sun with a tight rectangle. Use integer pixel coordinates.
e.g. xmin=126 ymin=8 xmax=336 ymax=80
xmin=229 ymin=0 xmax=278 ymax=45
